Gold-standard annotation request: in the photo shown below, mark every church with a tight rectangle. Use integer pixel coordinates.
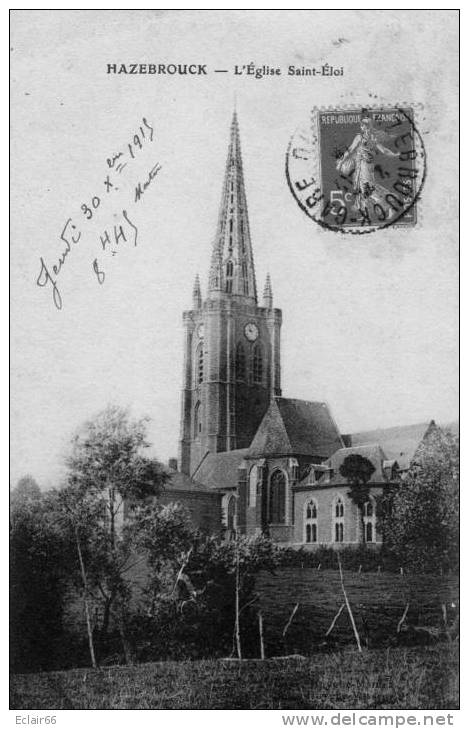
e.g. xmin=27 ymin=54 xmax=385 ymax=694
xmin=159 ymin=111 xmax=446 ymax=549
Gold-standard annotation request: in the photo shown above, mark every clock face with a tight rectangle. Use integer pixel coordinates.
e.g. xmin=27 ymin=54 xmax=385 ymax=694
xmin=244 ymin=322 xmax=259 ymax=342
xmin=197 ymin=323 xmax=204 ymax=338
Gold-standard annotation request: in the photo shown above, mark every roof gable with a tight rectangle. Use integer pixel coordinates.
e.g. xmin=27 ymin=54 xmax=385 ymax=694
xmin=248 ymin=397 xmax=343 ymax=458
xmin=248 ymin=399 xmax=292 ymax=456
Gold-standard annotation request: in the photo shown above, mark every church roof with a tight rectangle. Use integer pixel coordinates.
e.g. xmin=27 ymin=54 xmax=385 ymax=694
xmin=324 ymin=444 xmax=390 ymax=485
xmin=165 ymin=469 xmax=214 ymax=493
xmin=347 ymin=420 xmax=437 ymax=471
xmin=248 ymin=397 xmax=344 ymax=458
xmin=193 ymin=448 xmax=250 ymax=491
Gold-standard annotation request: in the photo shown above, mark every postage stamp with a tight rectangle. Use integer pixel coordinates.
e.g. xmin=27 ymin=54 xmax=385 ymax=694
xmin=286 ymin=106 xmax=426 ymax=234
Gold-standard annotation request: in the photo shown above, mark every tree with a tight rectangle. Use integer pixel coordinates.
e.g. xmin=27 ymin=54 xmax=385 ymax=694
xmin=128 ymin=533 xmax=279 ymax=662
xmin=57 ymin=405 xmax=172 ymax=664
xmin=10 ymin=475 xmax=41 ymax=506
xmin=339 ymin=454 xmax=376 ymax=544
xmin=380 ymin=427 xmax=459 ymax=573
xmin=185 ymin=534 xmax=279 ymax=659
xmin=54 ymin=484 xmax=105 ymax=668
xmin=10 ymin=480 xmax=69 ymax=672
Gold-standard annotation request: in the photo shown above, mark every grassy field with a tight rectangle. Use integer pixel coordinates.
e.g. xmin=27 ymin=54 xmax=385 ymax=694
xmin=255 ymin=569 xmax=459 ymax=653
xmin=10 ymin=643 xmax=459 ymax=710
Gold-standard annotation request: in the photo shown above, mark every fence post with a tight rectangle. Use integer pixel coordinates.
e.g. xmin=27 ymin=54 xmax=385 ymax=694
xmin=326 ymin=603 xmax=345 ymax=637
xmin=397 ymin=603 xmax=410 ymax=633
xmin=258 ymin=611 xmax=265 ymax=659
xmin=337 ymin=553 xmax=362 ymax=653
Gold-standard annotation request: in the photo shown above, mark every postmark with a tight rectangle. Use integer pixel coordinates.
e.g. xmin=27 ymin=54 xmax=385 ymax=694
xmin=286 ymin=106 xmax=426 ymax=234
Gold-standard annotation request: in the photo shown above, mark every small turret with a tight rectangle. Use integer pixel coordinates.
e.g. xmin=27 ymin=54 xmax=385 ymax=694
xmin=263 ymin=273 xmax=273 ymax=309
xmin=192 ymin=274 xmax=202 ymax=309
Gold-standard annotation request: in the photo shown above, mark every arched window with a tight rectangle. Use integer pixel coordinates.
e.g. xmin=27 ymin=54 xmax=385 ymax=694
xmin=193 ymin=401 xmax=201 ymax=439
xmin=304 ymin=499 xmax=318 ymax=543
xmin=333 ymin=497 xmax=345 ymax=543
xmin=252 ymin=343 xmax=263 ymax=384
xmin=248 ymin=466 xmax=258 ymax=507
xmin=235 ymin=342 xmax=246 ymax=381
xmin=227 ymin=495 xmax=237 ymax=534
xmin=269 ymin=470 xmax=286 ymax=524
xmin=225 ymin=260 xmax=234 ymax=293
xmin=196 ymin=343 xmax=204 ymax=385
xmin=335 ymin=498 xmax=344 ymax=518
xmin=363 ymin=499 xmax=376 ymax=543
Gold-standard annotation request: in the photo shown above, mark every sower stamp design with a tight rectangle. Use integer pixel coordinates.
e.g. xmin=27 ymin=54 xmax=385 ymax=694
xmin=286 ymin=106 xmax=426 ymax=234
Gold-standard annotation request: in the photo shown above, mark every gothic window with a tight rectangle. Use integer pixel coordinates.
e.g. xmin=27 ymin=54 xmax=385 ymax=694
xmin=248 ymin=466 xmax=257 ymax=507
xmin=196 ymin=343 xmax=204 ymax=384
xmin=269 ymin=470 xmax=286 ymax=524
xmin=227 ymin=494 xmax=237 ymax=534
xmin=333 ymin=497 xmax=345 ymax=543
xmin=335 ymin=498 xmax=344 ymax=518
xmin=235 ymin=342 xmax=246 ymax=381
xmin=304 ymin=499 xmax=318 ymax=543
xmin=193 ymin=401 xmax=202 ymax=439
xmin=225 ymin=260 xmax=234 ymax=293
xmin=307 ymin=499 xmax=317 ymax=520
xmin=363 ymin=499 xmax=376 ymax=543
xmin=252 ymin=343 xmax=263 ymax=384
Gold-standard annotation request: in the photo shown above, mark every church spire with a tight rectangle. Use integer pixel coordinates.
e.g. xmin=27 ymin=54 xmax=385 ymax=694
xmin=208 ymin=111 xmax=257 ymax=302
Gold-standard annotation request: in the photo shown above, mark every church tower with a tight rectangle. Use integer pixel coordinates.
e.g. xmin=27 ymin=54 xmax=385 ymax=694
xmin=179 ymin=112 xmax=282 ymax=476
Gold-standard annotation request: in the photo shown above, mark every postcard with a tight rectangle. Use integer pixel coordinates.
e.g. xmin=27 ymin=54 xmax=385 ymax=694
xmin=10 ymin=9 xmax=459 ymax=718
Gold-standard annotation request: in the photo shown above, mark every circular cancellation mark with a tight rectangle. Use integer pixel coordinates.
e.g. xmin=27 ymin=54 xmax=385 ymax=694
xmin=286 ymin=106 xmax=426 ymax=235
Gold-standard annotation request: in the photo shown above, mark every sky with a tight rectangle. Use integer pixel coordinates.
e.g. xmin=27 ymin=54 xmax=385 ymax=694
xmin=10 ymin=9 xmax=459 ymax=489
